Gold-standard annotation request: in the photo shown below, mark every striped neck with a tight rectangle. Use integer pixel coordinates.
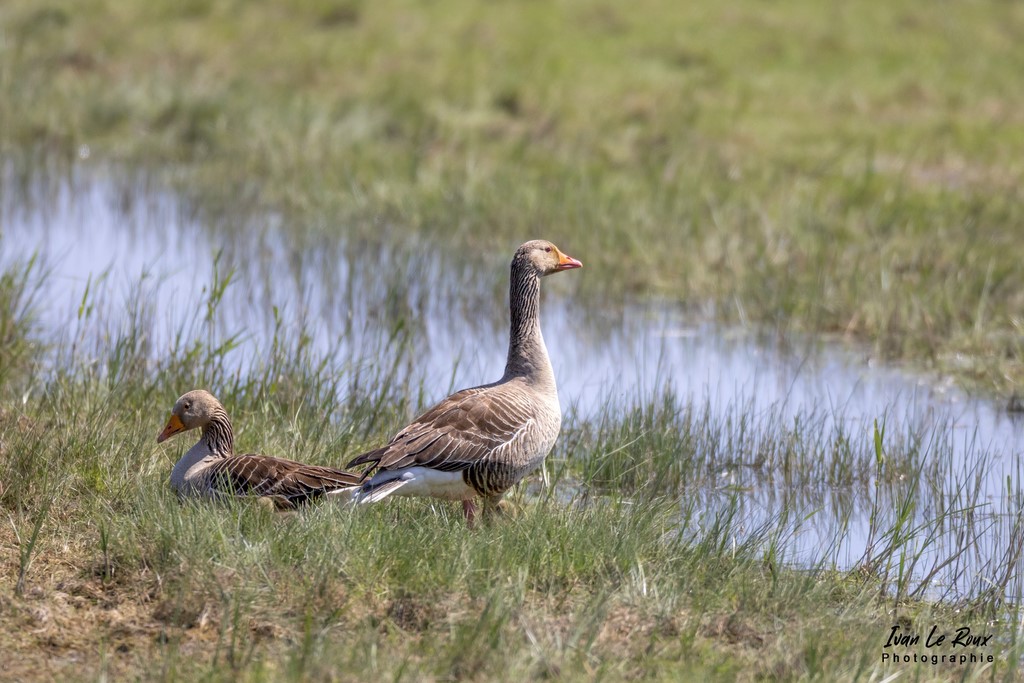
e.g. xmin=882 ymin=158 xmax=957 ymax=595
xmin=200 ymin=407 xmax=234 ymax=457
xmin=503 ymin=259 xmax=552 ymax=383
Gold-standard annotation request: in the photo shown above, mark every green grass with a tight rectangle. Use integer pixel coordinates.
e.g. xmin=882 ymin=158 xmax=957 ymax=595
xmin=3 ymin=0 xmax=1024 ymax=679
xmin=1 ymin=0 xmax=1024 ymax=391
xmin=0 ymin=262 xmax=1022 ymax=681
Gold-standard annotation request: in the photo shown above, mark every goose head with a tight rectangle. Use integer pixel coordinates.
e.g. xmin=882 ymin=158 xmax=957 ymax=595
xmin=514 ymin=240 xmax=582 ymax=277
xmin=156 ymin=389 xmax=222 ymax=443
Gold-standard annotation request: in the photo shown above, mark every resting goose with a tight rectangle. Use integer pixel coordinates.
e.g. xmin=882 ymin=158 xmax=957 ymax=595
xmin=347 ymin=239 xmax=582 ymax=523
xmin=157 ymin=390 xmax=361 ymax=510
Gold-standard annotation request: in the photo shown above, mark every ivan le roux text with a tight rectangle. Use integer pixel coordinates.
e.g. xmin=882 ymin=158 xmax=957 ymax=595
xmin=881 ymin=624 xmax=994 ymax=665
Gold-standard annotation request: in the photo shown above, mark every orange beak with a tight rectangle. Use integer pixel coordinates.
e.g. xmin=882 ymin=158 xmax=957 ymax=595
xmin=553 ymin=248 xmax=583 ymax=271
xmin=157 ymin=413 xmax=186 ymax=443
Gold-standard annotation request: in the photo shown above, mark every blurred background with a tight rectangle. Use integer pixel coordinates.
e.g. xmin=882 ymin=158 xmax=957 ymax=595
xmin=2 ymin=0 xmax=1021 ymax=392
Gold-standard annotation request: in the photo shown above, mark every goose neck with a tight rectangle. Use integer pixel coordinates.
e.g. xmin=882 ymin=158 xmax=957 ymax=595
xmin=503 ymin=261 xmax=552 ymax=382
xmin=200 ymin=408 xmax=234 ymax=456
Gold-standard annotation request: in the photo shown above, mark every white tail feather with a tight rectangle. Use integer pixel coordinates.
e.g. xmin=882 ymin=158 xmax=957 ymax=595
xmin=356 ymin=478 xmax=408 ymax=504
xmin=324 ymin=487 xmax=359 ymax=504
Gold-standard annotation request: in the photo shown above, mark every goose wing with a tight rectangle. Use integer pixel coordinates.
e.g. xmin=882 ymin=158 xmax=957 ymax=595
xmin=207 ymin=454 xmax=362 ymax=508
xmin=347 ymin=386 xmax=533 ymax=474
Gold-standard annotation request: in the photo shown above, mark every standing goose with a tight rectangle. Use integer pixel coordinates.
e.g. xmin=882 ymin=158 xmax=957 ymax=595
xmin=157 ymin=390 xmax=362 ymax=510
xmin=347 ymin=239 xmax=582 ymax=523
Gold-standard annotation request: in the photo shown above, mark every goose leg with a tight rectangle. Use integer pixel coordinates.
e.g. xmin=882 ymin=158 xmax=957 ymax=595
xmin=462 ymin=499 xmax=478 ymax=527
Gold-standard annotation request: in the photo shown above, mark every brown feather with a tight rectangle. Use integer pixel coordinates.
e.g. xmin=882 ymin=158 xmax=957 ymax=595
xmin=345 ymin=240 xmax=579 ymax=510
xmin=345 ymin=383 xmax=534 ymax=475
xmin=207 ymin=454 xmax=362 ymax=507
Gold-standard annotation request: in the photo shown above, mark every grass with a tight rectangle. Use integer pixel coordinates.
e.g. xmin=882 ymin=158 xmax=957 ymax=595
xmin=0 ymin=259 xmax=1022 ymax=681
xmin=1 ymin=0 xmax=1023 ymax=391
xmin=3 ymin=0 xmax=1024 ymax=679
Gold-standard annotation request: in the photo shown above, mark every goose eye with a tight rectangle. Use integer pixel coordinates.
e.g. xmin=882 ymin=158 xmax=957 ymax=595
xmin=183 ymin=402 xmax=191 ymax=411
xmin=544 ymin=247 xmax=552 ymax=253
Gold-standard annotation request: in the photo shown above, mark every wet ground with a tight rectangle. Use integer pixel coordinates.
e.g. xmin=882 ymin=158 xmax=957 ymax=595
xmin=3 ymin=168 xmax=1023 ymax=601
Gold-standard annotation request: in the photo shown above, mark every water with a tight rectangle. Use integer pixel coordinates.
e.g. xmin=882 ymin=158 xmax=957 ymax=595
xmin=3 ymin=169 xmax=1023 ymax=601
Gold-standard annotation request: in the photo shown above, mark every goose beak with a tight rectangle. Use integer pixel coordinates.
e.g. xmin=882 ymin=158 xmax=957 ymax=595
xmin=554 ymin=249 xmax=583 ymax=271
xmin=157 ymin=414 xmax=186 ymax=443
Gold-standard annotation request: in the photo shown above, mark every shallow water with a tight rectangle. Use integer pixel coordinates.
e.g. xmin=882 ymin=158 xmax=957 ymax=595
xmin=3 ymin=168 xmax=1023 ymax=601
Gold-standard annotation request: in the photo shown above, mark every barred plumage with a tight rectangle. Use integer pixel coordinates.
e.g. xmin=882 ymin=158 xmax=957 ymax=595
xmin=157 ymin=390 xmax=361 ymax=509
xmin=347 ymin=240 xmax=582 ymax=524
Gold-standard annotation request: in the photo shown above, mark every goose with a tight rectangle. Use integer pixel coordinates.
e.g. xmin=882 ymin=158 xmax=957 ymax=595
xmin=347 ymin=239 xmax=582 ymax=524
xmin=156 ymin=389 xmax=361 ymax=510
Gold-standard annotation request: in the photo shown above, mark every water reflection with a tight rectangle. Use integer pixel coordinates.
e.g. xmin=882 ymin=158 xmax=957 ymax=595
xmin=2 ymin=169 xmax=1023 ymax=601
